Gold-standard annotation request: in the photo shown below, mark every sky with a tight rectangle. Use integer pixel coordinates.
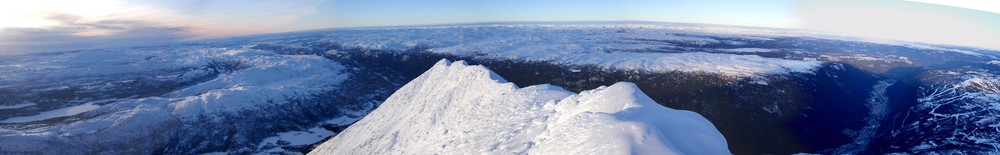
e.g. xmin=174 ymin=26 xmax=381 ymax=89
xmin=0 ymin=0 xmax=998 ymax=55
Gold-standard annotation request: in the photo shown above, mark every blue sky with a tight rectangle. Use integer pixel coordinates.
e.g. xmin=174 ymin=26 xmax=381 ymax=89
xmin=0 ymin=0 xmax=998 ymax=54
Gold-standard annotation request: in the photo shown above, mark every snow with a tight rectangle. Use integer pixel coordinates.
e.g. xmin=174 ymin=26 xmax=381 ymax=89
xmin=762 ymin=104 xmax=780 ymax=115
xmin=0 ymin=103 xmax=35 ymax=110
xmin=255 ymin=115 xmax=366 ymax=155
xmin=899 ymin=70 xmax=1000 ymax=152
xmin=0 ymin=48 xmax=350 ymax=121
xmin=557 ymin=52 xmax=819 ymax=76
xmin=988 ymin=60 xmax=1000 ymax=65
xmin=901 ymin=43 xmax=983 ymax=57
xmin=717 ymin=48 xmax=779 ymax=53
xmin=322 ymin=24 xmax=821 ymax=76
xmin=0 ymin=103 xmax=100 ymax=123
xmin=258 ymin=127 xmax=334 ymax=148
xmin=818 ymin=54 xmax=914 ymax=65
xmin=167 ymin=53 xmax=350 ymax=117
xmin=0 ymin=46 xmax=352 ymax=153
xmin=799 ymin=33 xmax=994 ymax=58
xmin=310 ymin=59 xmax=730 ymax=154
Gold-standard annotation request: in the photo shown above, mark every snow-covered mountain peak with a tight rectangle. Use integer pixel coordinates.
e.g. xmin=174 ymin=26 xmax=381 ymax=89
xmin=552 ymin=82 xmax=653 ymax=120
xmin=310 ymin=59 xmax=730 ymax=154
xmin=543 ymin=82 xmax=730 ymax=155
xmin=426 ymin=59 xmax=510 ymax=84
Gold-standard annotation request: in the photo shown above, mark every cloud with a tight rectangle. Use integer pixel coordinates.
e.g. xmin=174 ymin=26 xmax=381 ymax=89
xmin=132 ymin=0 xmax=326 ymax=38
xmin=0 ymin=0 xmax=325 ymax=55
xmin=0 ymin=13 xmax=190 ymax=55
xmin=795 ymin=0 xmax=1000 ymax=50
xmin=907 ymin=0 xmax=1000 ymax=15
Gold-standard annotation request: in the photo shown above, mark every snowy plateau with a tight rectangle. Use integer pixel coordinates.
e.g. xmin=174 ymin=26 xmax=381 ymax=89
xmin=0 ymin=48 xmax=359 ymax=154
xmin=1 ymin=22 xmax=999 ymax=154
xmin=310 ymin=59 xmax=729 ymax=154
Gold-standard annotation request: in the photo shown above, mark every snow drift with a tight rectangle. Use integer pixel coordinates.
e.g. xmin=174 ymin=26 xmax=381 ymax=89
xmin=310 ymin=59 xmax=730 ymax=154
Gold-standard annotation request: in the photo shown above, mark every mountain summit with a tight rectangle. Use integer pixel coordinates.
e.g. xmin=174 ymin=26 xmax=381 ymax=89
xmin=310 ymin=59 xmax=730 ymax=154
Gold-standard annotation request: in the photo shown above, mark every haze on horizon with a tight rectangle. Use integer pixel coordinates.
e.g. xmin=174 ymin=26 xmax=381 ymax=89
xmin=1 ymin=0 xmax=998 ymax=55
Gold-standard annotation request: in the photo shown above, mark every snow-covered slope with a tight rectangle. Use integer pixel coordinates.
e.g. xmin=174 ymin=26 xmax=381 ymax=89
xmin=886 ymin=70 xmax=1000 ymax=153
xmin=0 ymin=47 xmax=358 ymax=154
xmin=310 ymin=59 xmax=730 ymax=154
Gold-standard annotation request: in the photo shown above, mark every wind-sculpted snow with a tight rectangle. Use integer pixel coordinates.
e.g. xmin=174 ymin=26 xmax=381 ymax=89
xmin=310 ymin=59 xmax=730 ymax=154
xmin=0 ymin=47 xmax=354 ymax=154
xmin=316 ymin=24 xmax=821 ymax=77
xmin=888 ymin=70 xmax=1000 ymax=153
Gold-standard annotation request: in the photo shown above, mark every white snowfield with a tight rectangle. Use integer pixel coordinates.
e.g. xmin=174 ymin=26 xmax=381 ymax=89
xmin=310 ymin=59 xmax=730 ymax=155
xmin=322 ymin=24 xmax=821 ymax=76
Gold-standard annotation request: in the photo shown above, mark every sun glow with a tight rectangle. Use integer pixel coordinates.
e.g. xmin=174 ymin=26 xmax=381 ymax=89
xmin=0 ymin=0 xmax=126 ymax=29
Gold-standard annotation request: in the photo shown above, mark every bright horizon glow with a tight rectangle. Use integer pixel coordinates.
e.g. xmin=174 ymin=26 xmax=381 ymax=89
xmin=796 ymin=0 xmax=1000 ymax=50
xmin=1 ymin=0 xmax=999 ymax=54
xmin=908 ymin=0 xmax=1000 ymax=14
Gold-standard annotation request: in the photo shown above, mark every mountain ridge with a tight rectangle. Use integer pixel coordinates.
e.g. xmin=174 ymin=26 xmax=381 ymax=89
xmin=310 ymin=59 xmax=730 ymax=154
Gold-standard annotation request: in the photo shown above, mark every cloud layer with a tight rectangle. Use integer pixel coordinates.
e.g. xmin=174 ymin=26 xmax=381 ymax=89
xmin=0 ymin=0 xmax=323 ymax=55
xmin=1 ymin=0 xmax=997 ymax=54
xmin=796 ymin=0 xmax=1000 ymax=50
xmin=1 ymin=13 xmax=188 ymax=54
